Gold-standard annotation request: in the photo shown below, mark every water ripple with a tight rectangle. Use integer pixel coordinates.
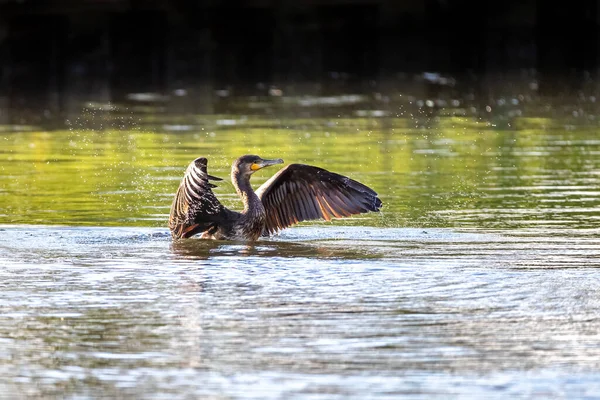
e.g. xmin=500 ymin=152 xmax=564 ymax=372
xmin=1 ymin=226 xmax=600 ymax=398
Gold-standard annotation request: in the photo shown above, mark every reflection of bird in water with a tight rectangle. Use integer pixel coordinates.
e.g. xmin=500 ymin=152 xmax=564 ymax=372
xmin=170 ymin=238 xmax=384 ymax=260
xmin=169 ymin=155 xmax=382 ymax=241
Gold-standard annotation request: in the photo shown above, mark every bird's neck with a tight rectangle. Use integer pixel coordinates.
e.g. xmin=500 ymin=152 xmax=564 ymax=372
xmin=232 ymin=171 xmax=263 ymax=215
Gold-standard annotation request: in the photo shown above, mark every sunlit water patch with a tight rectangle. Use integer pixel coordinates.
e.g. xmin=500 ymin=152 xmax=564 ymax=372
xmin=2 ymin=122 xmax=600 ymax=230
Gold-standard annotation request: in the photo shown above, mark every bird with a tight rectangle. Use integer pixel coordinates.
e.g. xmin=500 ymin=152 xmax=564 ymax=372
xmin=168 ymin=155 xmax=382 ymax=241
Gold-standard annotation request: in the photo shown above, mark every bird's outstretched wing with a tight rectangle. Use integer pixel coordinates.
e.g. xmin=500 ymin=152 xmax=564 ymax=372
xmin=256 ymin=164 xmax=382 ymax=235
xmin=169 ymin=157 xmax=228 ymax=239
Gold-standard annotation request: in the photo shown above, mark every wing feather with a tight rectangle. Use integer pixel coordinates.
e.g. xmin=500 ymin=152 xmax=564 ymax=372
xmin=256 ymin=164 xmax=382 ymax=235
xmin=169 ymin=157 xmax=228 ymax=239
xmin=302 ymin=189 xmax=320 ymax=220
xmin=296 ymin=188 xmax=309 ymax=221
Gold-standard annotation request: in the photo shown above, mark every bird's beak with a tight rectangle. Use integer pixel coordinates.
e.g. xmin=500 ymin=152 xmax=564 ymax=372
xmin=252 ymin=158 xmax=284 ymax=171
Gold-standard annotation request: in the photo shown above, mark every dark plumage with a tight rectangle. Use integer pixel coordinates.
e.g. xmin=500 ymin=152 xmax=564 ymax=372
xmin=169 ymin=155 xmax=382 ymax=241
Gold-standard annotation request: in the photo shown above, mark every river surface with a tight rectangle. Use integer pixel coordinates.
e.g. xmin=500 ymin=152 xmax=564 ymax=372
xmin=1 ymin=115 xmax=600 ymax=398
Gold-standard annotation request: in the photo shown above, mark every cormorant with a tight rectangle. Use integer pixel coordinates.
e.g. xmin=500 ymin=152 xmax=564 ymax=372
xmin=169 ymin=155 xmax=382 ymax=240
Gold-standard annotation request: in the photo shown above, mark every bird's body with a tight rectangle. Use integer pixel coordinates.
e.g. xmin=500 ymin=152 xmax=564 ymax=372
xmin=169 ymin=155 xmax=382 ymax=241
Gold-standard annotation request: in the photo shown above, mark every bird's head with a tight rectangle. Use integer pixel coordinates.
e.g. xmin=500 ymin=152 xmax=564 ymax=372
xmin=232 ymin=155 xmax=284 ymax=177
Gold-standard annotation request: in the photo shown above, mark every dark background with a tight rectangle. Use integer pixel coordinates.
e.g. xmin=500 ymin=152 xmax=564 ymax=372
xmin=0 ymin=0 xmax=598 ymax=124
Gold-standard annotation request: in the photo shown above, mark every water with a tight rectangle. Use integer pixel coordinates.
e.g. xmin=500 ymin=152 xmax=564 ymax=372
xmin=2 ymin=115 xmax=600 ymax=398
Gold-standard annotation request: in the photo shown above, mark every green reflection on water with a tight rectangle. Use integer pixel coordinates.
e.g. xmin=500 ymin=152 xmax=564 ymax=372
xmin=1 ymin=116 xmax=599 ymax=230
